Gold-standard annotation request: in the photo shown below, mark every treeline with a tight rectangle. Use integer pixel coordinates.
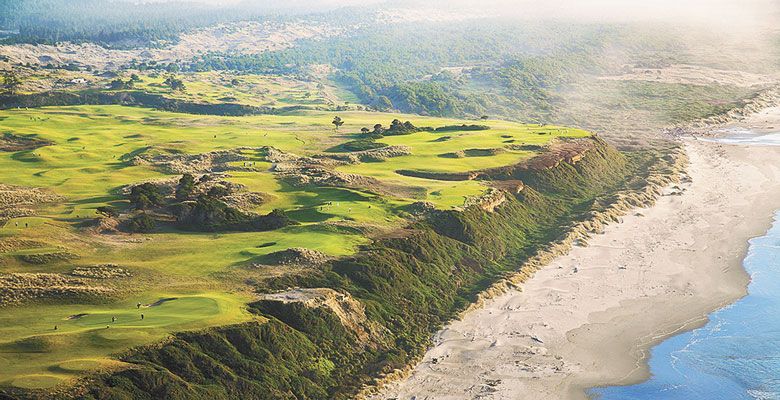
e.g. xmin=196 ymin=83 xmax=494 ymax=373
xmin=185 ymin=21 xmax=629 ymax=119
xmin=0 ymin=0 xmax=238 ymax=47
xmin=0 ymin=0 xmax=300 ymax=47
xmin=0 ymin=0 xmax=375 ymax=48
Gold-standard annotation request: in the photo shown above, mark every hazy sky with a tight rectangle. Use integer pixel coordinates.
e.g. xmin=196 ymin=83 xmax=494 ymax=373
xmin=158 ymin=0 xmax=777 ymax=29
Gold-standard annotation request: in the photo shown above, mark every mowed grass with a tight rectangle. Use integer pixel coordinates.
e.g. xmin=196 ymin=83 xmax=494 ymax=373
xmin=0 ymin=293 xmax=253 ymax=388
xmin=334 ymin=115 xmax=591 ymax=206
xmin=119 ymin=71 xmax=343 ymax=109
xmin=0 ymin=105 xmax=589 ymax=388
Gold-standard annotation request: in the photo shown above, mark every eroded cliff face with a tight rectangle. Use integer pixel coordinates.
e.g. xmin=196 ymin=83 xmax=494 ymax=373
xmin=258 ymin=288 xmax=387 ymax=347
xmin=7 ymin=137 xmax=683 ymax=400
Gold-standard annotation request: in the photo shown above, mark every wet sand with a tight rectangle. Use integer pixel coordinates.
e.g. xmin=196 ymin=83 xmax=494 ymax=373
xmin=375 ymin=139 xmax=780 ymax=399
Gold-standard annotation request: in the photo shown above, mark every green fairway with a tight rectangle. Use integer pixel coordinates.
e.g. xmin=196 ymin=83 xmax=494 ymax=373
xmin=0 ymin=293 xmax=254 ymax=388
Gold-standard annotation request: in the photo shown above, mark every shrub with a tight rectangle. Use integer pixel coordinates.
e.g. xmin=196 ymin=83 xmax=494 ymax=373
xmin=96 ymin=206 xmax=119 ymax=218
xmin=434 ymin=124 xmax=490 ymax=132
xmin=129 ymin=183 xmax=164 ymax=210
xmin=339 ymin=139 xmax=387 ymax=152
xmin=175 ymin=174 xmax=195 ymax=200
xmin=127 ymin=214 xmax=156 ymax=233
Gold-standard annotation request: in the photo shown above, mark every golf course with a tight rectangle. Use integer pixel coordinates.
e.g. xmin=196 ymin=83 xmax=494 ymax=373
xmin=0 ymin=100 xmax=595 ymax=391
xmin=2 ymin=0 xmax=767 ymax=398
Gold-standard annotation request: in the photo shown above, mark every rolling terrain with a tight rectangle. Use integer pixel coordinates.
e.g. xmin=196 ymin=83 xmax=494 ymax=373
xmin=0 ymin=91 xmax=618 ymax=396
xmin=0 ymin=1 xmax=775 ymax=399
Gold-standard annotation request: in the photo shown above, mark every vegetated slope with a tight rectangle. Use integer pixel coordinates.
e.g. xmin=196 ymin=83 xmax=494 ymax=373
xmin=16 ymin=138 xmax=673 ymax=400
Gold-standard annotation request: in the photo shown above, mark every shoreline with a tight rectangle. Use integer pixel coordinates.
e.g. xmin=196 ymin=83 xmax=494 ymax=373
xmin=374 ymin=138 xmax=780 ymax=399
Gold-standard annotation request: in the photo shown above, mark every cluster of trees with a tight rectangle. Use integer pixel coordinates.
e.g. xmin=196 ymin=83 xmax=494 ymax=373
xmin=0 ymin=0 xmax=260 ymax=47
xmin=107 ymin=73 xmax=141 ymax=90
xmin=121 ymin=175 xmax=295 ymax=233
xmin=163 ymin=75 xmax=186 ymax=92
xmin=1 ymin=69 xmax=21 ymax=94
xmin=108 ymin=79 xmax=134 ymax=90
xmin=0 ymin=0 xmax=369 ymax=48
xmin=365 ymin=119 xmax=421 ymax=136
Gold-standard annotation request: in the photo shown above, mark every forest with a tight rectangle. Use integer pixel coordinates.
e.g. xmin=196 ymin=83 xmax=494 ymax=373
xmin=185 ymin=21 xmax=670 ymax=119
xmin=0 ymin=0 xmax=352 ymax=47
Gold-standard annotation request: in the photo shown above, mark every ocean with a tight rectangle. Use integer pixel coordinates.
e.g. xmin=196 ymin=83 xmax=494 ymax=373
xmin=589 ymin=210 xmax=780 ymax=400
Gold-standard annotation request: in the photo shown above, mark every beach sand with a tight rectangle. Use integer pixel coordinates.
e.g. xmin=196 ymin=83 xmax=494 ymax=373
xmin=374 ymin=138 xmax=780 ymax=400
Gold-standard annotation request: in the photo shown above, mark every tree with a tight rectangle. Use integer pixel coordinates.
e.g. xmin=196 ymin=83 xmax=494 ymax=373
xmin=375 ymin=95 xmax=393 ymax=111
xmin=130 ymin=73 xmax=141 ymax=82
xmin=108 ymin=79 xmax=134 ymax=90
xmin=360 ymin=127 xmax=370 ymax=135
xmin=1 ymin=69 xmax=21 ymax=94
xmin=372 ymin=124 xmax=384 ymax=135
xmin=175 ymin=174 xmax=196 ymax=200
xmin=480 ymin=115 xmax=489 ymax=120
xmin=332 ymin=116 xmax=344 ymax=131
xmin=163 ymin=75 xmax=186 ymax=92
xmin=129 ymin=183 xmax=164 ymax=210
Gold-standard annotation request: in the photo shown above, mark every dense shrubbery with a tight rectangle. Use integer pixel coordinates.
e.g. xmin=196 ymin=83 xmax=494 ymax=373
xmin=122 ymin=178 xmax=296 ymax=233
xmin=0 ymin=91 xmax=287 ymax=116
xmin=0 ymin=0 xmax=259 ymax=47
xmin=129 ymin=183 xmax=164 ymax=210
xmin=127 ymin=213 xmax=155 ymax=233
xmin=338 ymin=139 xmax=387 ymax=152
xmin=176 ymin=196 xmax=294 ymax=232
xmin=434 ymin=124 xmax=490 ymax=132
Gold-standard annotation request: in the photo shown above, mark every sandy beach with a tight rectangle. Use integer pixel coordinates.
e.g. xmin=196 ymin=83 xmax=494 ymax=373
xmin=375 ymin=136 xmax=780 ymax=399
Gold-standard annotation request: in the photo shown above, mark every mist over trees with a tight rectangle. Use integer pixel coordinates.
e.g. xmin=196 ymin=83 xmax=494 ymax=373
xmin=0 ymin=0 xmax=358 ymax=47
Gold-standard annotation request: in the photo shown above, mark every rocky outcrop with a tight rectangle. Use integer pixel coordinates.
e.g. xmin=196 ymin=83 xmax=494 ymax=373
xmin=462 ymin=188 xmax=507 ymax=212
